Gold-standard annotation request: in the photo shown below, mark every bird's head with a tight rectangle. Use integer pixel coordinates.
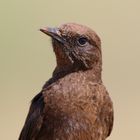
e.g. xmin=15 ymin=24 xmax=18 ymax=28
xmin=40 ymin=23 xmax=102 ymax=73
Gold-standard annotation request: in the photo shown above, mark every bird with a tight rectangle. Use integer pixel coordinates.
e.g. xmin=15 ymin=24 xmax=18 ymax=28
xmin=19 ymin=23 xmax=113 ymax=140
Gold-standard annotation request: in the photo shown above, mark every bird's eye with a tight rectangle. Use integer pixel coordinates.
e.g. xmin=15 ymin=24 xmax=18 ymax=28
xmin=77 ymin=37 xmax=88 ymax=46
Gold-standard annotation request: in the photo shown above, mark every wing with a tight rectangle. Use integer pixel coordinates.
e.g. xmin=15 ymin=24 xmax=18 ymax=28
xmin=103 ymin=91 xmax=114 ymax=137
xmin=106 ymin=101 xmax=114 ymax=137
xmin=19 ymin=92 xmax=44 ymax=140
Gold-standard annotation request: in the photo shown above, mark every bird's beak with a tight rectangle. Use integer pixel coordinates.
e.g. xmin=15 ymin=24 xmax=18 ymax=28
xmin=40 ymin=27 xmax=65 ymax=44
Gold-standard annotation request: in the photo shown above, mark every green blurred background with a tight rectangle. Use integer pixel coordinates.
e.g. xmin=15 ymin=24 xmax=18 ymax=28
xmin=0 ymin=0 xmax=140 ymax=139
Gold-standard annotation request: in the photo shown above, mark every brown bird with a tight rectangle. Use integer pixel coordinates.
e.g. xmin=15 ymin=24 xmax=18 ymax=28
xmin=19 ymin=23 xmax=113 ymax=140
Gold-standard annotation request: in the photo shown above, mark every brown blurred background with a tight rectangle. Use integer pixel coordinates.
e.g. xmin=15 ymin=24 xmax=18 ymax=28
xmin=0 ymin=0 xmax=140 ymax=139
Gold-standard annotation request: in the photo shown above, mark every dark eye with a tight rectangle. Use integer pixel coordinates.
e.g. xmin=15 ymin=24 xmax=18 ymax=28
xmin=77 ymin=37 xmax=88 ymax=46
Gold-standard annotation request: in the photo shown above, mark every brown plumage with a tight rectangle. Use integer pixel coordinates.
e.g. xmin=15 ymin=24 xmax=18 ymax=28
xmin=19 ymin=23 xmax=113 ymax=140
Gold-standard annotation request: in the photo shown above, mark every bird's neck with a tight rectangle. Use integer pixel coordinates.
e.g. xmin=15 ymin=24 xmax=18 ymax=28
xmin=52 ymin=62 xmax=102 ymax=83
xmin=42 ymin=63 xmax=102 ymax=89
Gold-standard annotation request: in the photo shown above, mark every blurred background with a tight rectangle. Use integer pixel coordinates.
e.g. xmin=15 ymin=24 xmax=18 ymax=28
xmin=0 ymin=0 xmax=140 ymax=139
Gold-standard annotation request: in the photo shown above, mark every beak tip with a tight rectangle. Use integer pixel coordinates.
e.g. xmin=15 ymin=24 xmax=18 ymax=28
xmin=39 ymin=27 xmax=64 ymax=44
xmin=39 ymin=28 xmax=46 ymax=32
